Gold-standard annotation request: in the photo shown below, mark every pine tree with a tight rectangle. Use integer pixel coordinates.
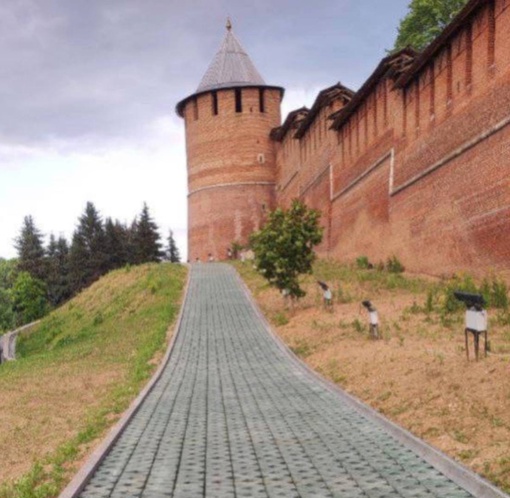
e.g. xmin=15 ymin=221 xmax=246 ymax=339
xmin=69 ymin=231 xmax=88 ymax=293
xmin=104 ymin=218 xmax=131 ymax=271
xmin=132 ymin=203 xmax=163 ymax=264
xmin=14 ymin=215 xmax=47 ymax=282
xmin=69 ymin=202 xmax=107 ymax=292
xmin=165 ymin=230 xmax=181 ymax=263
xmin=46 ymin=234 xmax=71 ymax=306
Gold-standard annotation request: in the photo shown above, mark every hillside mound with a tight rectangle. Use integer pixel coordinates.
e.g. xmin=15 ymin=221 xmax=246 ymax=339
xmin=0 ymin=263 xmax=186 ymax=497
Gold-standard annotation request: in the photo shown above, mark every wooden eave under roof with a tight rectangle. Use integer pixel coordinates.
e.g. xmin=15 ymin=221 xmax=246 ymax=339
xmin=330 ymin=48 xmax=418 ymax=131
xmin=394 ymin=0 xmax=485 ymax=88
xmin=293 ymin=83 xmax=355 ymax=139
xmin=270 ymin=107 xmax=309 ymax=142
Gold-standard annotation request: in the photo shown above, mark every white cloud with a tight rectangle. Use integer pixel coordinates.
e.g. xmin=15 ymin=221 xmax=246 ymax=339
xmin=281 ymin=85 xmax=326 ymax=119
xmin=0 ymin=0 xmax=412 ymax=264
xmin=0 ymin=120 xmax=188 ymax=260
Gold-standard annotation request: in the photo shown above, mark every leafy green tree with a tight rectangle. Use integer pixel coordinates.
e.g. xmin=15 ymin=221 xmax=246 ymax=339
xmin=393 ymin=0 xmax=469 ymax=52
xmin=46 ymin=234 xmax=71 ymax=306
xmin=0 ymin=258 xmax=17 ymax=290
xmin=250 ymin=199 xmax=323 ymax=298
xmin=0 ymin=258 xmax=17 ymax=332
xmin=69 ymin=202 xmax=107 ymax=292
xmin=132 ymin=203 xmax=163 ymax=264
xmin=11 ymin=272 xmax=48 ymax=325
xmin=14 ymin=215 xmax=47 ymax=282
xmin=0 ymin=288 xmax=14 ymax=332
xmin=165 ymin=230 xmax=181 ymax=263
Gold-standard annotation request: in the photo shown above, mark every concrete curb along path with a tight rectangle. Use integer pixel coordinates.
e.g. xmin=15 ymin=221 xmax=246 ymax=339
xmin=64 ymin=264 xmax=509 ymax=498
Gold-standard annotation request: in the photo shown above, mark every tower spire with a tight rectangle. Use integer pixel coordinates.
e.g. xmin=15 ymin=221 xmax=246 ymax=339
xmin=195 ymin=19 xmax=265 ymax=93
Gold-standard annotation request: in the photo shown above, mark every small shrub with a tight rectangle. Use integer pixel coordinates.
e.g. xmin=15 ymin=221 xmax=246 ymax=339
xmin=378 ymin=391 xmax=392 ymax=402
xmin=92 ymin=312 xmax=104 ymax=326
xmin=435 ymin=351 xmax=445 ymax=365
xmin=495 ymin=311 xmax=510 ymax=326
xmin=290 ymin=340 xmax=313 ymax=357
xmin=352 ymin=318 xmax=364 ymax=333
xmin=459 ymin=449 xmax=478 ymax=461
xmin=442 ymin=274 xmax=477 ymax=313
xmin=272 ymin=312 xmax=289 ymax=326
xmin=490 ymin=277 xmax=509 ymax=310
xmin=386 ymin=255 xmax=405 ymax=273
xmin=356 ymin=256 xmax=371 ymax=269
xmin=452 ymin=429 xmax=468 ymax=444
xmin=425 ymin=288 xmax=438 ymax=313
xmin=409 ymin=301 xmax=422 ymax=314
xmin=231 ymin=241 xmax=244 ymax=259
xmin=440 ymin=312 xmax=455 ymax=328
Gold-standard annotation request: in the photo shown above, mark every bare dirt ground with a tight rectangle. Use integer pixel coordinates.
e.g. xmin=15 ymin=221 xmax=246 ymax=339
xmin=235 ymin=260 xmax=510 ymax=493
xmin=0 ymin=362 xmax=122 ymax=482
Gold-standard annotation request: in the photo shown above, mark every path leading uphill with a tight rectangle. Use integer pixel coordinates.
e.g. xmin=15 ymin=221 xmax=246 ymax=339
xmin=74 ymin=264 xmax=506 ymax=498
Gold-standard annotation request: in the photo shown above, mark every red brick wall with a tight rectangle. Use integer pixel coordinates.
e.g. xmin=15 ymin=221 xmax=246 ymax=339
xmin=188 ymin=184 xmax=275 ymax=262
xmin=180 ymin=1 xmax=509 ymax=276
xmin=273 ymin=0 xmax=510 ymax=278
xmin=182 ymin=86 xmax=281 ymax=260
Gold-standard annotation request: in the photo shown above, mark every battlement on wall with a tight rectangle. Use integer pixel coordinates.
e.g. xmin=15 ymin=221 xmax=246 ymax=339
xmin=272 ymin=0 xmax=510 ymax=278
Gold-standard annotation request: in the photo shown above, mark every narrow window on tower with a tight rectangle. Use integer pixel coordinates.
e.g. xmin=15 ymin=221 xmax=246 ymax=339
xmin=259 ymin=88 xmax=265 ymax=112
xmin=192 ymin=98 xmax=198 ymax=121
xmin=212 ymin=91 xmax=218 ymax=116
xmin=235 ymin=88 xmax=243 ymax=113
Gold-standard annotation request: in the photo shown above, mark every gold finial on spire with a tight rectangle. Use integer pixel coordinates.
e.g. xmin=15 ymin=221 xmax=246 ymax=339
xmin=226 ymin=17 xmax=232 ymax=31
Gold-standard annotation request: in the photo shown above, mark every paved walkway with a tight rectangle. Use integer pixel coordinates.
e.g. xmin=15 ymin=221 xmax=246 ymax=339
xmin=79 ymin=264 xmax=483 ymax=498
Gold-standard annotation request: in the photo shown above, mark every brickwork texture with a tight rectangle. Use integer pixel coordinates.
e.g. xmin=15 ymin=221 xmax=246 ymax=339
xmin=180 ymin=0 xmax=509 ymax=278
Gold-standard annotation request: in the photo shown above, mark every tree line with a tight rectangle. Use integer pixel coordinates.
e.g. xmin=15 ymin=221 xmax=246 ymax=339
xmin=0 ymin=201 xmax=180 ymax=332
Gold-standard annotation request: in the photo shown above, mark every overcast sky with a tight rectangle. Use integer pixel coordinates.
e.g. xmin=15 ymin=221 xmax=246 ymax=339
xmin=0 ymin=0 xmax=411 ymax=260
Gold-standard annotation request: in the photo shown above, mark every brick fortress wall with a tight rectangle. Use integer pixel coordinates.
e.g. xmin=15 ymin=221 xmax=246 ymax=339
xmin=182 ymin=86 xmax=282 ymax=261
xmin=273 ymin=0 xmax=510 ymax=278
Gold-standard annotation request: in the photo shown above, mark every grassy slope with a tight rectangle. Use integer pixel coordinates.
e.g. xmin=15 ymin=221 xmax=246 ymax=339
xmin=0 ymin=263 xmax=187 ymax=498
xmin=234 ymin=259 xmax=510 ymax=493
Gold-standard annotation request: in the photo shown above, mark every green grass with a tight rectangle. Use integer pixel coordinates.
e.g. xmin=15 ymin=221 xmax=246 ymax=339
xmin=290 ymin=339 xmax=315 ymax=358
xmin=0 ymin=263 xmax=187 ymax=498
xmin=313 ymin=259 xmax=429 ymax=295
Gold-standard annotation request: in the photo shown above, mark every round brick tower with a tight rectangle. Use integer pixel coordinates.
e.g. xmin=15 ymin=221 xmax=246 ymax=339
xmin=176 ymin=20 xmax=284 ymax=262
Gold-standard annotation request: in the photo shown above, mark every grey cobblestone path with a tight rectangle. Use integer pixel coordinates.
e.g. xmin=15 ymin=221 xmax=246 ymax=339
xmin=79 ymin=264 xmax=475 ymax=498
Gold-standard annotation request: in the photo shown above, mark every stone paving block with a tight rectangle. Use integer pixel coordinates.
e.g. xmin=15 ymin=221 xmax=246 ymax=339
xmin=77 ymin=264 xmax=482 ymax=497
